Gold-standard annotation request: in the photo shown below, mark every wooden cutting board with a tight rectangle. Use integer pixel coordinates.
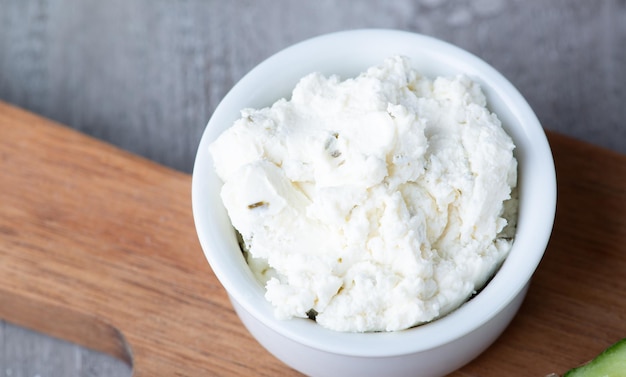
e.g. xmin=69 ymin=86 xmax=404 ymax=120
xmin=1 ymin=100 xmax=625 ymax=376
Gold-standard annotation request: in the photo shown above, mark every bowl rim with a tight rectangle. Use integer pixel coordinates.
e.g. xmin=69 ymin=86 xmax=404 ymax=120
xmin=192 ymin=28 xmax=557 ymax=357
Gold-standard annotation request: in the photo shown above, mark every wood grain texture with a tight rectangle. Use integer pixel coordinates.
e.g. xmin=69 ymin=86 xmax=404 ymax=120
xmin=457 ymin=134 xmax=626 ymax=376
xmin=0 ymin=0 xmax=625 ymax=375
xmin=0 ymin=101 xmax=287 ymax=376
xmin=1 ymin=101 xmax=626 ymax=375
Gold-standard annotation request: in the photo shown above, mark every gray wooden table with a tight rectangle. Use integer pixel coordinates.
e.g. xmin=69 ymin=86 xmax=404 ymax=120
xmin=1 ymin=0 xmax=625 ymax=376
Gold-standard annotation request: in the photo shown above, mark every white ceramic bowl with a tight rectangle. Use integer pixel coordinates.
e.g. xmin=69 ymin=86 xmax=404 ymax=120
xmin=192 ymin=29 xmax=556 ymax=377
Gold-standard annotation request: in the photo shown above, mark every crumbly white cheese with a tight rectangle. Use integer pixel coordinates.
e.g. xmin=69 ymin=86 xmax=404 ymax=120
xmin=209 ymin=56 xmax=518 ymax=332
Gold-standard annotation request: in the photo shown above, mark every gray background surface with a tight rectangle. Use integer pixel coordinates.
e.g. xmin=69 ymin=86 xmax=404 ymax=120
xmin=0 ymin=0 xmax=625 ymax=376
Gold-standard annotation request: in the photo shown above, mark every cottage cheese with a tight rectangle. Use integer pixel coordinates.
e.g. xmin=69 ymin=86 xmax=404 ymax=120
xmin=209 ymin=56 xmax=518 ymax=332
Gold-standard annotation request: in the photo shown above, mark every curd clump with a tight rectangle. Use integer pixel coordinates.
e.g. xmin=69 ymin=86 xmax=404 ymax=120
xmin=209 ymin=56 xmax=518 ymax=332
